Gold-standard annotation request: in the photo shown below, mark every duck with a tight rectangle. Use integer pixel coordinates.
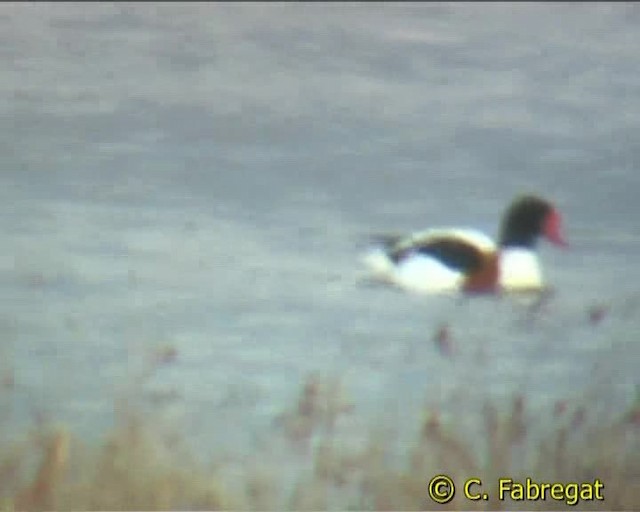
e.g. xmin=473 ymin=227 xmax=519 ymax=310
xmin=361 ymin=194 xmax=567 ymax=295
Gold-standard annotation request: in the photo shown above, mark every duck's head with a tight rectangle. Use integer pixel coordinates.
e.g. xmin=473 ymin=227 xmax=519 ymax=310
xmin=499 ymin=195 xmax=568 ymax=249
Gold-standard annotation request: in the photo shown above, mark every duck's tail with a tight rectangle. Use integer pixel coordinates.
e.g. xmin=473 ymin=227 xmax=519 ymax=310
xmin=360 ymin=246 xmax=396 ymax=280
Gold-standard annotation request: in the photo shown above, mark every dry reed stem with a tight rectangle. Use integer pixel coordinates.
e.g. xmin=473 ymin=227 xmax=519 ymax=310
xmin=14 ymin=429 xmax=69 ymax=511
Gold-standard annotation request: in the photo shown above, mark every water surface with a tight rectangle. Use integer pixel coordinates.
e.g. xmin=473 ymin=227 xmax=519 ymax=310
xmin=1 ymin=3 xmax=639 ymax=464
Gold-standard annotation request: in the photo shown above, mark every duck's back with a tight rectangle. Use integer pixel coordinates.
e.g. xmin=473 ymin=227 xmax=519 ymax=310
xmin=362 ymin=228 xmax=497 ymax=294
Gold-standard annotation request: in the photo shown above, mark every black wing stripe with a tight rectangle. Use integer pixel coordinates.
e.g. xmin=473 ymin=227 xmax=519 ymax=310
xmin=390 ymin=237 xmax=485 ymax=273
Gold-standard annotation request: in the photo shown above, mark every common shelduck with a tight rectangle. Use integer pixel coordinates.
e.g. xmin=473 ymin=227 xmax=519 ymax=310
xmin=362 ymin=195 xmax=567 ymax=295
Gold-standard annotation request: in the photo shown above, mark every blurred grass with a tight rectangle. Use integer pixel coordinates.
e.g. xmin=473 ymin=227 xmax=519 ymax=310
xmin=1 ymin=363 xmax=638 ymax=511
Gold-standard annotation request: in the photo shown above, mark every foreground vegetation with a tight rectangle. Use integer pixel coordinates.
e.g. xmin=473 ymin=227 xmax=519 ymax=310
xmin=1 ymin=367 xmax=638 ymax=511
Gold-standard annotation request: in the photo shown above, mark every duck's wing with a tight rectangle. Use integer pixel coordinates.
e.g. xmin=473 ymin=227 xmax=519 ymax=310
xmin=406 ymin=228 xmax=497 ymax=252
xmin=368 ymin=228 xmax=494 ymax=252
xmin=390 ymin=229 xmax=497 ymax=273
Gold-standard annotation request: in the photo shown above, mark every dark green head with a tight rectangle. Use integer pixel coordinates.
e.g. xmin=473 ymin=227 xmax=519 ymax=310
xmin=499 ymin=195 xmax=567 ymax=249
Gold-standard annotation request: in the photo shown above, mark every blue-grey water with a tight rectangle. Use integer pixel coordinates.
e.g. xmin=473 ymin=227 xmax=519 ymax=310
xmin=2 ymin=3 xmax=639 ymax=471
